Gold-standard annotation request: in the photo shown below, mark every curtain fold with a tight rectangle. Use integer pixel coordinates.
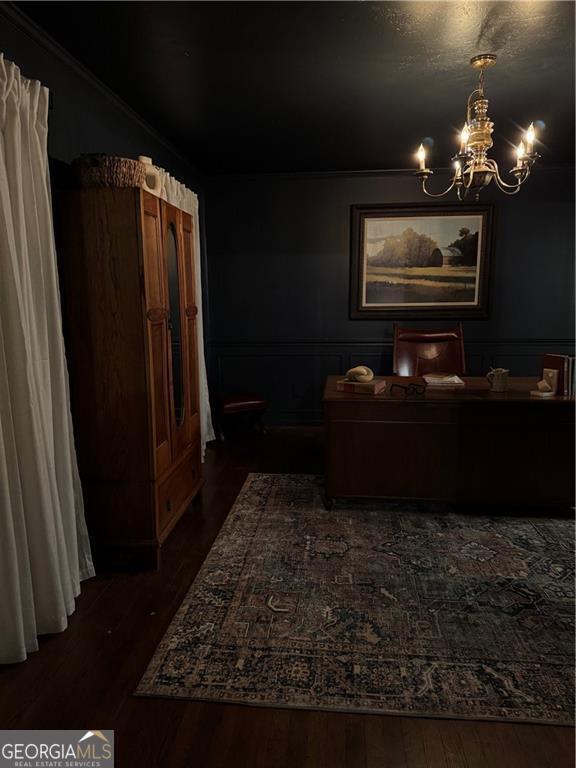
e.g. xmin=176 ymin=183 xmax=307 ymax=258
xmin=0 ymin=53 xmax=94 ymax=664
xmin=158 ymin=169 xmax=215 ymax=458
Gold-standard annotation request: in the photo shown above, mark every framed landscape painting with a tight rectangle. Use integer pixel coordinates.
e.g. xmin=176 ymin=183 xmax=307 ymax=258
xmin=350 ymin=203 xmax=495 ymax=319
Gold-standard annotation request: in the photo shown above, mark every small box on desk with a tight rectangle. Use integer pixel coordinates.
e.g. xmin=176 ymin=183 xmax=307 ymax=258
xmin=336 ymin=377 xmax=387 ymax=395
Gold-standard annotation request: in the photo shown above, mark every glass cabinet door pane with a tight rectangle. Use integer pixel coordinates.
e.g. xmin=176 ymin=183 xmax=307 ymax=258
xmin=167 ymin=223 xmax=184 ymax=425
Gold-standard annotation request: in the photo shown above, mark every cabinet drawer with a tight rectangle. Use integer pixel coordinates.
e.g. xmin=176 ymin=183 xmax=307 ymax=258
xmin=156 ymin=444 xmax=200 ymax=536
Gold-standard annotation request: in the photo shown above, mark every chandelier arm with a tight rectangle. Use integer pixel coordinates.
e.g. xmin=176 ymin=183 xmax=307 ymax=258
xmin=487 ymin=159 xmax=530 ymax=191
xmin=461 ymin=166 xmax=476 ymax=190
xmin=421 ymin=175 xmax=457 ymax=198
xmin=492 ymin=175 xmax=524 ymax=195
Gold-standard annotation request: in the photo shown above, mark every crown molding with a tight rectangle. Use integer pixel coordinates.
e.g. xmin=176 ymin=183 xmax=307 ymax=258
xmin=206 ymin=164 xmax=574 ymax=182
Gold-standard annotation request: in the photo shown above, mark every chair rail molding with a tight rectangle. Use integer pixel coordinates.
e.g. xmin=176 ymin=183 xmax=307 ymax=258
xmin=211 ymin=337 xmax=574 ymax=424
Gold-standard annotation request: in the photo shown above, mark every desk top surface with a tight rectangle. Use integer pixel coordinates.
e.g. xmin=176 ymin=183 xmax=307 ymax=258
xmin=324 ymin=376 xmax=574 ymax=404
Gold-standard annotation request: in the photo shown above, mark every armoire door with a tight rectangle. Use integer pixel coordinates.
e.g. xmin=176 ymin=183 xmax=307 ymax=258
xmin=141 ymin=192 xmax=172 ymax=478
xmin=163 ymin=201 xmax=192 ymax=459
xmin=181 ymin=211 xmax=200 ymax=440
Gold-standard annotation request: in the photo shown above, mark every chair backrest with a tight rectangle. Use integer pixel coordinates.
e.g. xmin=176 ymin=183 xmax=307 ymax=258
xmin=393 ymin=323 xmax=465 ymax=376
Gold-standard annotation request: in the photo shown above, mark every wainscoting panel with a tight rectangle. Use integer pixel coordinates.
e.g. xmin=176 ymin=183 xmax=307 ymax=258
xmin=212 ymin=340 xmax=574 ymax=424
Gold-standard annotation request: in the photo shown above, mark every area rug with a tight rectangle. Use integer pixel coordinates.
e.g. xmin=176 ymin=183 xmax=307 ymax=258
xmin=137 ymin=473 xmax=574 ymax=724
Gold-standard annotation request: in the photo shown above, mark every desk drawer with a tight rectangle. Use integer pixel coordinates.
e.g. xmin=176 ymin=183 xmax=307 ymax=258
xmin=326 ymin=401 xmax=458 ymax=424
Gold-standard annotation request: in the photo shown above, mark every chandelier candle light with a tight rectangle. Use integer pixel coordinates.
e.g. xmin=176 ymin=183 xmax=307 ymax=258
xmin=414 ymin=54 xmax=540 ymax=200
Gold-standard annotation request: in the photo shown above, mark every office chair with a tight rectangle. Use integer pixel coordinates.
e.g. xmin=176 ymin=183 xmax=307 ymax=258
xmin=393 ymin=323 xmax=465 ymax=376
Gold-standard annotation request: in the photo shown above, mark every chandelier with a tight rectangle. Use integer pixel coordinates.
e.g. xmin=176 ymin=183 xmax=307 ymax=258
xmin=414 ymin=53 xmax=539 ymax=201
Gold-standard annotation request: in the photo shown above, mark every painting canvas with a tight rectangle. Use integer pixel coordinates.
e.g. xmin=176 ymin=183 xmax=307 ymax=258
xmin=350 ymin=204 xmax=494 ymax=318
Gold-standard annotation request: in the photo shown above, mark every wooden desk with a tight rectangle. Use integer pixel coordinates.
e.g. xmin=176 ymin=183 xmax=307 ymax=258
xmin=324 ymin=376 xmax=574 ymax=507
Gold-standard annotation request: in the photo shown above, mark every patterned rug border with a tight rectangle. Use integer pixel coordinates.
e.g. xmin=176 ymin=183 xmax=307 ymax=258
xmin=135 ymin=473 xmax=574 ymax=725
xmin=134 ymin=683 xmax=574 ymax=727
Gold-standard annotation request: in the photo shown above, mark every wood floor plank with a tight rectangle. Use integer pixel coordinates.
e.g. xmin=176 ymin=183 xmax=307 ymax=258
xmin=345 ymin=713 xmax=368 ymax=768
xmin=315 ymin=710 xmax=348 ymax=768
xmin=511 ymin=723 xmax=572 ymax=768
xmin=114 ymin=699 xmax=186 ymax=768
xmin=301 ymin=710 xmax=331 ymax=768
xmin=435 ymin=720 xmax=470 ymax=768
xmin=473 ymin=721 xmax=539 ymax=768
xmin=284 ymin=709 xmax=312 ymax=767
xmin=400 ymin=718 xmax=429 ymax=768
xmin=364 ymin=715 xmax=407 ymax=768
xmin=252 ymin=707 xmax=292 ymax=768
xmin=139 ymin=702 xmax=203 ymax=768
xmin=451 ymin=722 xmax=487 ymax=768
xmin=177 ymin=702 xmax=226 ymax=768
xmin=549 ymin=726 xmax=576 ymax=767
xmin=224 ymin=706 xmax=280 ymax=768
xmin=417 ymin=719 xmax=450 ymax=768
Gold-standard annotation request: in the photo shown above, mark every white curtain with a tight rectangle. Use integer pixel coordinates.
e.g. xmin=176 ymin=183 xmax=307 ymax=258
xmin=0 ymin=54 xmax=94 ymax=664
xmin=158 ymin=170 xmax=215 ymax=458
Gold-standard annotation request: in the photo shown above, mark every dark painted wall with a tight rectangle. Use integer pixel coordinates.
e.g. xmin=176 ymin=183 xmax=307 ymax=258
xmin=207 ymin=167 xmax=575 ymax=423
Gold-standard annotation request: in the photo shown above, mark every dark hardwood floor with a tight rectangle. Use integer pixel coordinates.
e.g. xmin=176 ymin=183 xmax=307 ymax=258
xmin=0 ymin=428 xmax=573 ymax=768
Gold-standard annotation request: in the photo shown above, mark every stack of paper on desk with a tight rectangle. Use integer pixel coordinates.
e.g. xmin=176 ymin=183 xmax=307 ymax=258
xmin=423 ymin=374 xmax=465 ymax=388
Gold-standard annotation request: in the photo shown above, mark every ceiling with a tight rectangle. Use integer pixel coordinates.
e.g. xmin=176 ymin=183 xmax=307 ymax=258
xmin=18 ymin=1 xmax=576 ymax=174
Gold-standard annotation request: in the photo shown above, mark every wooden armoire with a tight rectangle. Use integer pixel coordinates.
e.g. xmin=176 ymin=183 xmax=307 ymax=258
xmin=59 ymin=187 xmax=202 ymax=568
